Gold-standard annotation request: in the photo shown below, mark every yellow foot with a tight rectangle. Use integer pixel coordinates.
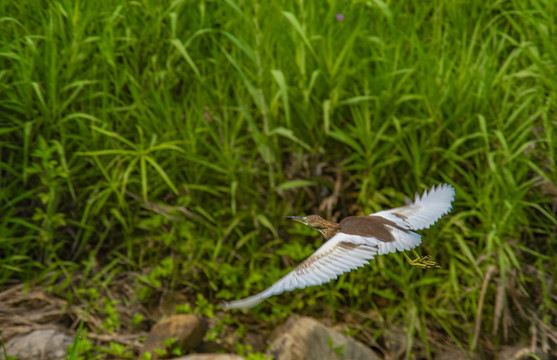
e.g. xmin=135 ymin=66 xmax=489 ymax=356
xmin=408 ymin=255 xmax=440 ymax=269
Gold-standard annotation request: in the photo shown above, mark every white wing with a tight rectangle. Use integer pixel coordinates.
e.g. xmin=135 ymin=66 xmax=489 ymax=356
xmin=221 ymin=232 xmax=381 ymax=310
xmin=373 ymin=183 xmax=455 ymax=230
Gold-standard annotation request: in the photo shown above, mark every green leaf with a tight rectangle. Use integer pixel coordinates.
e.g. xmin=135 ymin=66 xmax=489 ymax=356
xmin=170 ymin=38 xmax=201 ymax=80
xmin=271 ymin=69 xmax=290 ymax=127
xmin=277 ymin=180 xmax=317 ymax=190
xmin=269 ymin=127 xmax=312 ymax=152
xmin=144 ymin=155 xmax=179 ymax=195
xmin=282 ymin=11 xmax=315 ymax=56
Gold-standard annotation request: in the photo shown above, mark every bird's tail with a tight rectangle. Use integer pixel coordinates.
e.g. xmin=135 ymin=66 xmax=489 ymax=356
xmin=221 ymin=292 xmax=266 ymax=310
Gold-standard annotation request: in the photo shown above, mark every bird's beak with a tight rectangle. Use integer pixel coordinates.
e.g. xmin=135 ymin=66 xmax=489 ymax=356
xmin=287 ymin=216 xmax=308 ymax=225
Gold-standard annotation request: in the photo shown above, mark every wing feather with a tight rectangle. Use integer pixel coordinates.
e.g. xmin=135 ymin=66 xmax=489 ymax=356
xmin=372 ymin=184 xmax=455 ymax=230
xmin=221 ymin=233 xmax=379 ymax=309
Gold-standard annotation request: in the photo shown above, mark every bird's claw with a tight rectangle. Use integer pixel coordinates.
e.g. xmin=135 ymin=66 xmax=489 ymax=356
xmin=409 ymin=255 xmax=440 ymax=269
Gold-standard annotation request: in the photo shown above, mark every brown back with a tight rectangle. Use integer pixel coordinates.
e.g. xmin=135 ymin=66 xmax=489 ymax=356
xmin=339 ymin=216 xmax=408 ymax=242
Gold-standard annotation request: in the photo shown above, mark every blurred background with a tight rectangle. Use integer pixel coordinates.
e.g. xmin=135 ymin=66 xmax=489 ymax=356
xmin=1 ymin=0 xmax=556 ymax=358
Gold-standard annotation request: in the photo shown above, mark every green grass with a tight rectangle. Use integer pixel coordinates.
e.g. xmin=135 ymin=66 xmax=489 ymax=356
xmin=1 ymin=0 xmax=556 ymax=358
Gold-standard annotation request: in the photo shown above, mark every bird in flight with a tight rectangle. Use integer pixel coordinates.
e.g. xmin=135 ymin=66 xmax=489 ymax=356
xmin=222 ymin=184 xmax=455 ymax=309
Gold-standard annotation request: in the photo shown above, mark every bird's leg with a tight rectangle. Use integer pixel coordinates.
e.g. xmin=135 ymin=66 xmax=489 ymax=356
xmin=403 ymin=250 xmax=440 ymax=269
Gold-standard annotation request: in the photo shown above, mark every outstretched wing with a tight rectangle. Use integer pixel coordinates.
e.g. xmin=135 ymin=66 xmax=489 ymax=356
xmin=373 ymin=183 xmax=455 ymax=230
xmin=221 ymin=233 xmax=380 ymax=310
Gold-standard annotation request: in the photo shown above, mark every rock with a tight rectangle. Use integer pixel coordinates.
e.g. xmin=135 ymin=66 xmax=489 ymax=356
xmin=142 ymin=314 xmax=208 ymax=358
xmin=268 ymin=316 xmax=381 ymax=360
xmin=0 ymin=329 xmax=74 ymax=360
xmin=169 ymin=355 xmax=244 ymax=360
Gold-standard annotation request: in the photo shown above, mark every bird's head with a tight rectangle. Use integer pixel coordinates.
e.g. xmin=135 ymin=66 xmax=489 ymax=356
xmin=287 ymin=215 xmax=340 ymax=239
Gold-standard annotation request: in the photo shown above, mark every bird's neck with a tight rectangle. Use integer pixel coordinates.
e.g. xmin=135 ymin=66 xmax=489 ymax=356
xmin=319 ymin=221 xmax=341 ymax=240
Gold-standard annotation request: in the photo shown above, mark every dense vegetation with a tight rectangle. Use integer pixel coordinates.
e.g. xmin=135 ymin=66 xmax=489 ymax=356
xmin=1 ymin=0 xmax=556 ymax=358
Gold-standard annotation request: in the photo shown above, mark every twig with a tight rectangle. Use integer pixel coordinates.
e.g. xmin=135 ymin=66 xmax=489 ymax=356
xmin=472 ymin=265 xmax=497 ymax=350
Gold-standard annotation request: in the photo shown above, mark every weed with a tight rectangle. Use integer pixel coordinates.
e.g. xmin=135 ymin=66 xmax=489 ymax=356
xmin=236 ymin=343 xmax=272 ymax=360
xmin=0 ymin=0 xmax=555 ymax=358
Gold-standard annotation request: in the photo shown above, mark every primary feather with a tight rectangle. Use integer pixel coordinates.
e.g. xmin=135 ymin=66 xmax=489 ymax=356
xmin=373 ymin=183 xmax=455 ymax=230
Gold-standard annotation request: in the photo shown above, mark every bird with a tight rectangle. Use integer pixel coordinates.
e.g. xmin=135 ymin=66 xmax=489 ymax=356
xmin=221 ymin=183 xmax=455 ymax=310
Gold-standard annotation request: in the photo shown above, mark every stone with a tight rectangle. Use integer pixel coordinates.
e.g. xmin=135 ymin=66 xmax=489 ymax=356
xmin=169 ymin=355 xmax=244 ymax=360
xmin=0 ymin=329 xmax=74 ymax=360
xmin=142 ymin=314 xmax=208 ymax=358
xmin=268 ymin=316 xmax=381 ymax=360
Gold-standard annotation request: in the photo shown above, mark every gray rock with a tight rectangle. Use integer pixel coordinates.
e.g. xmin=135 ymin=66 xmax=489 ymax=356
xmin=169 ymin=355 xmax=244 ymax=360
xmin=268 ymin=316 xmax=381 ymax=360
xmin=0 ymin=329 xmax=74 ymax=360
xmin=142 ymin=314 xmax=208 ymax=358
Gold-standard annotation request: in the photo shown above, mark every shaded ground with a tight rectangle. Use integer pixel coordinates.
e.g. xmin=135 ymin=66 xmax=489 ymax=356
xmin=1 ymin=274 xmax=555 ymax=359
